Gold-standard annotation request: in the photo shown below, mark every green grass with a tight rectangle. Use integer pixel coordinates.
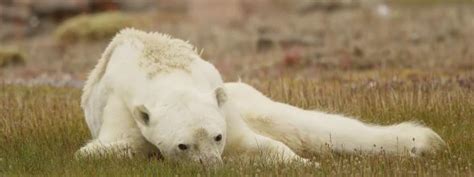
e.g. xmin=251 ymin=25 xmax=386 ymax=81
xmin=0 ymin=79 xmax=472 ymax=176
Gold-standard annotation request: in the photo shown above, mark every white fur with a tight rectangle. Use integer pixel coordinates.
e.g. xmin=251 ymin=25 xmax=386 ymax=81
xmin=224 ymin=82 xmax=446 ymax=157
xmin=77 ymin=29 xmax=304 ymax=165
xmin=78 ymin=29 xmax=444 ymax=166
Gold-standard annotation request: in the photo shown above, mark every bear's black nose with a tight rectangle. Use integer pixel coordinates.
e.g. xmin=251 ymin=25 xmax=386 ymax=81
xmin=178 ymin=144 xmax=188 ymax=150
xmin=214 ymin=134 xmax=222 ymax=142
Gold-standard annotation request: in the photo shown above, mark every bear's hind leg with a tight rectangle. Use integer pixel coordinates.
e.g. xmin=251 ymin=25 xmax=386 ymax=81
xmin=249 ymin=134 xmax=319 ymax=166
xmin=223 ymin=94 xmax=319 ymax=166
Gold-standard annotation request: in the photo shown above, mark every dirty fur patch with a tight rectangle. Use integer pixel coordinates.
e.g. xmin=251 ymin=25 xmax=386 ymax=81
xmin=194 ymin=127 xmax=209 ymax=140
xmin=243 ymin=113 xmax=276 ymax=127
xmin=116 ymin=28 xmax=197 ymax=77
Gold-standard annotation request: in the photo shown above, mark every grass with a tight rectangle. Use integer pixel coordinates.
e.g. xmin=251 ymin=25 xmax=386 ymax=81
xmin=1 ymin=2 xmax=472 ymax=176
xmin=0 ymin=79 xmax=472 ymax=176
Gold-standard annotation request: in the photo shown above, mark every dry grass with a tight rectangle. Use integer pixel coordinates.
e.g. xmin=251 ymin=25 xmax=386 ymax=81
xmin=0 ymin=79 xmax=472 ymax=176
xmin=1 ymin=3 xmax=473 ymax=176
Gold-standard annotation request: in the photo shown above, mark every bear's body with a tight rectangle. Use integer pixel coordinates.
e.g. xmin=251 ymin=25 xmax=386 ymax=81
xmin=78 ymin=29 xmax=302 ymax=164
xmin=78 ymin=29 xmax=444 ymax=165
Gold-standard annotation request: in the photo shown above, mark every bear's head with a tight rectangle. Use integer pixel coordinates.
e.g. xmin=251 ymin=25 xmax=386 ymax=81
xmin=132 ymin=87 xmax=228 ymax=165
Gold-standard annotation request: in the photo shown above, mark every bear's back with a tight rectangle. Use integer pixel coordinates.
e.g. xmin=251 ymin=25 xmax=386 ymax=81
xmin=111 ymin=28 xmax=198 ymax=77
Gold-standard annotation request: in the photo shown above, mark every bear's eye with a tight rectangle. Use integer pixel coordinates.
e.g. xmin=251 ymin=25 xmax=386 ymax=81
xmin=141 ymin=112 xmax=149 ymax=125
xmin=214 ymin=134 xmax=222 ymax=142
xmin=178 ymin=144 xmax=188 ymax=151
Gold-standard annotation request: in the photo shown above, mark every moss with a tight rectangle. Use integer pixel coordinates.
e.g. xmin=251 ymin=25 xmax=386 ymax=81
xmin=0 ymin=47 xmax=26 ymax=67
xmin=54 ymin=12 xmax=141 ymax=43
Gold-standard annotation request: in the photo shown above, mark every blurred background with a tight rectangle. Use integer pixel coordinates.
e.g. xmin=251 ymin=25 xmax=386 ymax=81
xmin=0 ymin=0 xmax=473 ymax=88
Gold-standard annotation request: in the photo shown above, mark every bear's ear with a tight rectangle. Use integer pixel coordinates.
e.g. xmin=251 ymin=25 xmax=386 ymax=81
xmin=134 ymin=105 xmax=151 ymax=125
xmin=215 ymin=87 xmax=227 ymax=107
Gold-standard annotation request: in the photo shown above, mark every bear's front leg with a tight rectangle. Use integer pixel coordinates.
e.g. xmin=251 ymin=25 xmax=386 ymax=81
xmin=75 ymin=139 xmax=136 ymax=158
xmin=75 ymin=137 xmax=158 ymax=159
xmin=77 ymin=94 xmax=158 ymax=159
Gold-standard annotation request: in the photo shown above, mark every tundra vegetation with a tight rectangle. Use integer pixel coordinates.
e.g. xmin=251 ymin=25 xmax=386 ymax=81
xmin=0 ymin=0 xmax=473 ymax=176
xmin=0 ymin=79 xmax=472 ymax=176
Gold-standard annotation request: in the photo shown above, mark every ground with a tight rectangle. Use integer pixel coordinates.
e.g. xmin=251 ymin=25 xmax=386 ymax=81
xmin=0 ymin=80 xmax=472 ymax=176
xmin=0 ymin=2 xmax=473 ymax=177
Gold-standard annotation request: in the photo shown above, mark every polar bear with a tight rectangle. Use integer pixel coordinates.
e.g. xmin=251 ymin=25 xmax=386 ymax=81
xmin=78 ymin=28 xmax=445 ymax=166
xmin=77 ymin=28 xmax=304 ymax=165
xmin=224 ymin=82 xmax=446 ymax=157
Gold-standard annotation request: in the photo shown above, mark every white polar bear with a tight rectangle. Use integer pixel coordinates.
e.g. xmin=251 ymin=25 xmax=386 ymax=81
xmin=77 ymin=28 xmax=303 ymax=165
xmin=78 ymin=28 xmax=445 ymax=166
